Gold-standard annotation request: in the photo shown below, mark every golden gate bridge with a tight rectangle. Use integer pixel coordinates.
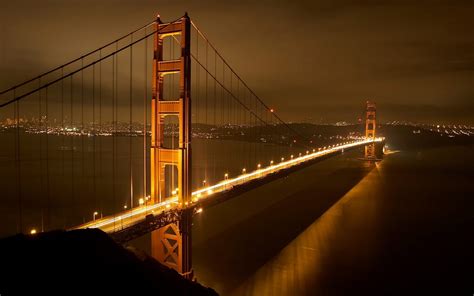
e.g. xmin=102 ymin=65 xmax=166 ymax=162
xmin=0 ymin=13 xmax=383 ymax=279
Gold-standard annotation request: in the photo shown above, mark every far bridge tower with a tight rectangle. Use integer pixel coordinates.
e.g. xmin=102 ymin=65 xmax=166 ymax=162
xmin=365 ymin=100 xmax=377 ymax=159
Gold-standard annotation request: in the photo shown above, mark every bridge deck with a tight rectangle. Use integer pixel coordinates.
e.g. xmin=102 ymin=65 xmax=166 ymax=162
xmin=73 ymin=138 xmax=383 ymax=239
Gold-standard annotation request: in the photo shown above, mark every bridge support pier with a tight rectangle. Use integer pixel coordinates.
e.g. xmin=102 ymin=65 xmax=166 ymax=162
xmin=151 ymin=208 xmax=192 ymax=278
xmin=150 ymin=13 xmax=193 ymax=278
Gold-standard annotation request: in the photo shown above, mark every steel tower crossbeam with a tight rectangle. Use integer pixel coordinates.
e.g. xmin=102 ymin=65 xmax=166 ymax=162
xmin=150 ymin=13 xmax=192 ymax=278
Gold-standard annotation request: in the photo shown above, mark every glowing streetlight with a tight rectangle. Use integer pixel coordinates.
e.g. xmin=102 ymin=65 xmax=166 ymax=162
xmin=242 ymin=168 xmax=246 ymax=174
xmin=30 ymin=229 xmax=37 ymax=235
xmin=123 ymin=205 xmax=128 ymax=210
xmin=139 ymin=198 xmax=144 ymax=206
xmin=202 ymin=180 xmax=206 ymax=187
xmin=291 ymin=155 xmax=294 ymax=159
xmin=257 ymin=163 xmax=261 ymax=169
xmin=270 ymin=160 xmax=274 ymax=165
xmin=224 ymin=173 xmax=229 ymax=180
xmin=93 ymin=211 xmax=99 ymax=221
xmin=196 ymin=208 xmax=203 ymax=214
xmin=270 ymin=108 xmax=274 ymax=113
xmin=281 ymin=157 xmax=284 ymax=162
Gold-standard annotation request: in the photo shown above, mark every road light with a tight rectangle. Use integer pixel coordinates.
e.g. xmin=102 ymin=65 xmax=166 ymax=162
xmin=257 ymin=163 xmax=261 ymax=169
xmin=202 ymin=180 xmax=206 ymax=187
xmin=242 ymin=168 xmax=246 ymax=174
xmin=291 ymin=155 xmax=294 ymax=159
xmin=123 ymin=205 xmax=128 ymax=210
xmin=93 ymin=211 xmax=99 ymax=221
xmin=139 ymin=198 xmax=144 ymax=206
xmin=270 ymin=160 xmax=274 ymax=165
xmin=30 ymin=229 xmax=37 ymax=235
xmin=281 ymin=157 xmax=284 ymax=162
xmin=224 ymin=173 xmax=229 ymax=180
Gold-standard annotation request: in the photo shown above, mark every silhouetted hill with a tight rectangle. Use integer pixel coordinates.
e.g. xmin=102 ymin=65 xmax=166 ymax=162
xmin=0 ymin=229 xmax=218 ymax=295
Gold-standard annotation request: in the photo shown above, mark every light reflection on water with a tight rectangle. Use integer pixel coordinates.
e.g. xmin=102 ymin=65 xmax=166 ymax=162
xmin=193 ymin=145 xmax=474 ymax=295
xmin=229 ymin=159 xmax=383 ymax=295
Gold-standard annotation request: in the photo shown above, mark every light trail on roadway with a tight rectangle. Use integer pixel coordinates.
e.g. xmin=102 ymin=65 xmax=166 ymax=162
xmin=74 ymin=138 xmax=383 ymax=233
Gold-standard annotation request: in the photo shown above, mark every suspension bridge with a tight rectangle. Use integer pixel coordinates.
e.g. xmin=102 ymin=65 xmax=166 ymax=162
xmin=0 ymin=13 xmax=383 ymax=279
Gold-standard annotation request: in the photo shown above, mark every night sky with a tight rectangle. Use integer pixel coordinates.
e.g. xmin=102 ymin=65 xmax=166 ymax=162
xmin=1 ymin=0 xmax=473 ymax=124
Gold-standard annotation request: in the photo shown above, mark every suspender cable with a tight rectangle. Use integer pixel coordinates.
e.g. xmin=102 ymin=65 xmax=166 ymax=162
xmin=112 ymin=45 xmax=117 ymax=228
xmin=14 ymin=91 xmax=22 ymax=233
xmin=129 ymin=35 xmax=134 ymax=210
xmin=0 ymin=21 xmax=156 ymax=96
xmin=191 ymin=21 xmax=312 ymax=148
xmin=205 ymin=38 xmax=209 ymax=182
xmin=81 ymin=58 xmax=85 ymax=213
xmin=45 ymin=85 xmax=50 ymax=230
xmin=61 ymin=67 xmax=65 ymax=228
xmin=143 ymin=33 xmax=147 ymax=204
xmin=1 ymin=18 xmax=183 ymax=109
xmin=70 ymin=75 xmax=74 ymax=227
xmin=93 ymin=62 xmax=97 ymax=215
xmin=99 ymin=50 xmax=103 ymax=215
xmin=38 ymin=78 xmax=45 ymax=231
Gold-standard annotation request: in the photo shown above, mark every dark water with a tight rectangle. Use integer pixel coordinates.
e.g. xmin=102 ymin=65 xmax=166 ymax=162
xmin=190 ymin=145 xmax=474 ymax=295
xmin=1 ymin=130 xmax=473 ymax=294
xmin=0 ymin=132 xmax=296 ymax=237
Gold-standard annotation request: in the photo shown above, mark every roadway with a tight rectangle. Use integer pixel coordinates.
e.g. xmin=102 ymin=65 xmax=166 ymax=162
xmin=73 ymin=138 xmax=383 ymax=233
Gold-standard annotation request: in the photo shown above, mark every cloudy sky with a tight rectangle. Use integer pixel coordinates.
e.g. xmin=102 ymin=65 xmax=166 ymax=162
xmin=1 ymin=0 xmax=473 ymax=123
